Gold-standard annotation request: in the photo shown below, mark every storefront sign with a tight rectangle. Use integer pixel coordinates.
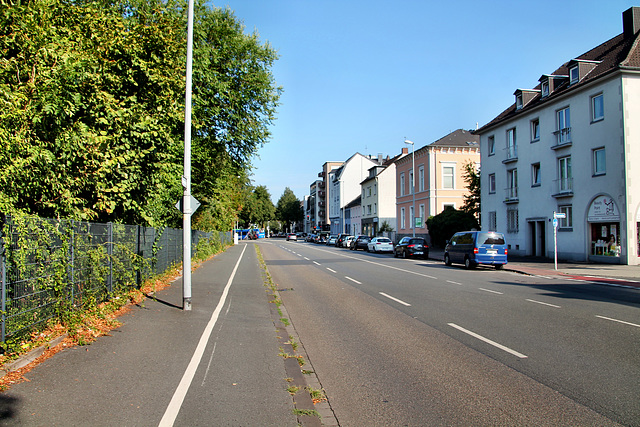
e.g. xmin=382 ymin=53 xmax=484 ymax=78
xmin=587 ymin=196 xmax=620 ymax=222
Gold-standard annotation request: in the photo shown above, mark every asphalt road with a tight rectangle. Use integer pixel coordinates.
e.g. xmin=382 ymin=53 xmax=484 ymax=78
xmin=261 ymin=239 xmax=639 ymax=426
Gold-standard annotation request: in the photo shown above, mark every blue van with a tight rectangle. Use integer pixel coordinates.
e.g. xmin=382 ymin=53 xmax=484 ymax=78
xmin=444 ymin=231 xmax=507 ymax=269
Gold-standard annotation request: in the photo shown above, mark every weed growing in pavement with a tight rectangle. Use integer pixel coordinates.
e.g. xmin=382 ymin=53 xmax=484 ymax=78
xmin=292 ymin=409 xmax=320 ymax=419
xmin=307 ymin=387 xmax=327 ymax=404
xmin=287 ymin=385 xmax=300 ymax=395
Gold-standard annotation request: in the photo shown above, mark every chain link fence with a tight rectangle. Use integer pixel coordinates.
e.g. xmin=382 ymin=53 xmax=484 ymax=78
xmin=0 ymin=215 xmax=231 ymax=344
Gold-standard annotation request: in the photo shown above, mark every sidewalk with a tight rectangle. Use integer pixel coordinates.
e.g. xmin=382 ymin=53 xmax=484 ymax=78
xmin=429 ymin=249 xmax=640 ymax=289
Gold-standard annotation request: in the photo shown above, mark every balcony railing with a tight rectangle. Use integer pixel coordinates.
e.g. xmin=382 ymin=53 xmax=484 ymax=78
xmin=552 ymin=127 xmax=572 ymax=149
xmin=552 ymin=178 xmax=573 ymax=197
xmin=503 ymin=145 xmax=518 ymax=163
xmin=504 ymin=186 xmax=518 ymax=203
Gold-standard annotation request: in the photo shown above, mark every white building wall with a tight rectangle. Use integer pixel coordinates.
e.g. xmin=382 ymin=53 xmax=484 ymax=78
xmin=622 ymin=73 xmax=640 ymax=265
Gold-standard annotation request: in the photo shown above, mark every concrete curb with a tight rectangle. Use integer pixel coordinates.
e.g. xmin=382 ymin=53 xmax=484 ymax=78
xmin=0 ymin=334 xmax=68 ymax=379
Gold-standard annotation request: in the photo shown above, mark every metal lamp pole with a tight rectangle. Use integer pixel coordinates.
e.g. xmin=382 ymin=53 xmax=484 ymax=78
xmin=404 ymin=140 xmax=416 ymax=237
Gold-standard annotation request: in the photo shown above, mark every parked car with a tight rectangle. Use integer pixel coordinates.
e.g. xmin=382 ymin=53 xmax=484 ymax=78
xmin=326 ymin=234 xmax=338 ymax=245
xmin=367 ymin=237 xmax=394 ymax=253
xmin=351 ymin=235 xmax=370 ymax=251
xmin=444 ymin=231 xmax=507 ymax=269
xmin=306 ymin=234 xmax=316 ymax=242
xmin=336 ymin=233 xmax=350 ymax=247
xmin=342 ymin=235 xmax=355 ymax=248
xmin=394 ymin=237 xmax=429 ymax=259
xmin=315 ymin=234 xmax=327 ymax=244
xmin=286 ymin=233 xmax=297 ymax=241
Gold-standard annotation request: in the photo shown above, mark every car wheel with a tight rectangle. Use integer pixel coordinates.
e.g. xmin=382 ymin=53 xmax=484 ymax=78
xmin=402 ymin=250 xmax=407 ymax=259
xmin=444 ymin=254 xmax=451 ymax=266
xmin=464 ymin=257 xmax=475 ymax=269
xmin=394 ymin=250 xmax=398 ymax=258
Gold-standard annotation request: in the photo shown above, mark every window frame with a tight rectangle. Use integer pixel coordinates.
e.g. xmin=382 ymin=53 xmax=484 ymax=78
xmin=531 ymin=163 xmax=541 ymax=187
xmin=558 ymin=205 xmax=573 ymax=229
xmin=569 ymin=66 xmax=579 ymax=84
xmin=593 ymin=147 xmax=606 ymax=176
xmin=591 ymin=93 xmax=604 ymax=122
xmin=418 ymin=166 xmax=425 ymax=192
xmin=488 ymin=173 xmax=496 ymax=194
xmin=400 ymin=207 xmax=405 ymax=229
xmin=530 ymin=118 xmax=540 ymax=142
xmin=442 ymin=164 xmax=455 ymax=189
xmin=506 ymin=128 xmax=517 ymax=159
xmin=400 ymin=173 xmax=405 ymax=197
xmin=541 ymin=81 xmax=550 ymax=97
xmin=488 ymin=135 xmax=495 ymax=156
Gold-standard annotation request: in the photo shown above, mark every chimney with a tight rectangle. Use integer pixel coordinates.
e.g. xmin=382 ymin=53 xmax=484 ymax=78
xmin=377 ymin=153 xmax=383 ymax=164
xmin=623 ymin=7 xmax=640 ymax=39
xmin=402 ymin=147 xmax=408 ymax=154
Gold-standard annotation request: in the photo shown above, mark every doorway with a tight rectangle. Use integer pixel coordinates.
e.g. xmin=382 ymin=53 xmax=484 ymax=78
xmin=529 ymin=220 xmax=546 ymax=257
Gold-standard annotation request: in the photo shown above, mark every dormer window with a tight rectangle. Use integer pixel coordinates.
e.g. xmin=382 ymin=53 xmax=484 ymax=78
xmin=516 ymin=93 xmax=523 ymax=110
xmin=541 ymin=81 xmax=550 ymax=97
xmin=570 ymin=66 xmax=579 ymax=84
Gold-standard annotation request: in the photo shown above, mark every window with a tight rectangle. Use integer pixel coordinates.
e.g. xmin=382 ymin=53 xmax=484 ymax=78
xmin=400 ymin=207 xmax=405 ymax=229
xmin=591 ymin=94 xmax=604 ymax=122
xmin=442 ymin=165 xmax=454 ymax=189
xmin=516 ymin=94 xmax=523 ymax=110
xmin=558 ymin=156 xmax=572 ymax=192
xmin=488 ymin=211 xmax=497 ymax=231
xmin=367 ymin=186 xmax=372 ymax=197
xmin=570 ymin=66 xmax=579 ymax=84
xmin=488 ymin=135 xmax=495 ymax=156
xmin=506 ymin=128 xmax=517 ymax=159
xmin=409 ymin=206 xmax=414 ymax=229
xmin=593 ymin=147 xmax=606 ymax=176
xmin=373 ymin=184 xmax=377 ymax=195
xmin=488 ymin=173 xmax=496 ymax=194
xmin=367 ymin=205 xmax=372 ymax=215
xmin=409 ymin=169 xmax=414 ymax=194
xmin=507 ymin=208 xmax=519 ymax=233
xmin=419 ymin=205 xmax=425 ymax=227
xmin=556 ymin=107 xmax=571 ymax=144
xmin=542 ymin=81 xmax=550 ymax=97
xmin=362 ymin=188 xmax=365 ymax=199
xmin=531 ymin=119 xmax=540 ymax=142
xmin=373 ymin=203 xmax=377 ymax=214
xmin=400 ymin=173 xmax=405 ymax=196
xmin=507 ymin=169 xmax=518 ymax=200
xmin=558 ymin=205 xmax=573 ymax=228
xmin=418 ymin=166 xmax=425 ymax=192
xmin=532 ymin=163 xmax=541 ymax=186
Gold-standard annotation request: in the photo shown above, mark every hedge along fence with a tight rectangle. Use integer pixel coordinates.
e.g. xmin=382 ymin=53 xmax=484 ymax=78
xmin=0 ymin=213 xmax=232 ymax=351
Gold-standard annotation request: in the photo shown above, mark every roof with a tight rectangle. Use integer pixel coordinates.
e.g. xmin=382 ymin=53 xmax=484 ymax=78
xmin=477 ymin=16 xmax=640 ymax=134
xmin=428 ymin=128 xmax=480 ymax=148
xmin=344 ymin=195 xmax=361 ymax=209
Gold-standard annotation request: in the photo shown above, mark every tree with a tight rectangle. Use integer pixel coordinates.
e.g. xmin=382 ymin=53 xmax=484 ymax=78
xmin=239 ymin=185 xmax=275 ymax=228
xmin=461 ymin=160 xmax=481 ymax=218
xmin=0 ymin=0 xmax=281 ymax=229
xmin=275 ymin=188 xmax=303 ymax=231
xmin=426 ymin=206 xmax=479 ymax=248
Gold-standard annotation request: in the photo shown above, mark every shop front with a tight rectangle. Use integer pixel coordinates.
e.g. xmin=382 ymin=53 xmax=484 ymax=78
xmin=588 ymin=195 xmax=622 ymax=262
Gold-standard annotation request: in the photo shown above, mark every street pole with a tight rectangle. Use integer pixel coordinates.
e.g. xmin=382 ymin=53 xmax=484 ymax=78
xmin=404 ymin=140 xmax=416 ymax=237
xmin=182 ymin=0 xmax=194 ymax=311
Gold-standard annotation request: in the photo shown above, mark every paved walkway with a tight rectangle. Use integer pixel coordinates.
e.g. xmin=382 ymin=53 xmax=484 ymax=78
xmin=429 ymin=249 xmax=640 ymax=289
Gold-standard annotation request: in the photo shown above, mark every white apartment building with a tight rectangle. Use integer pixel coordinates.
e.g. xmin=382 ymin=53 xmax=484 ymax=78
xmin=329 ymin=153 xmax=378 ymax=234
xmin=478 ymin=7 xmax=640 ymax=264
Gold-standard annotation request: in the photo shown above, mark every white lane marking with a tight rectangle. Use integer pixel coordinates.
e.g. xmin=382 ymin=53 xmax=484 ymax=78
xmin=296 ymin=253 xmax=302 ymax=257
xmin=596 ymin=315 xmax=640 ymax=328
xmin=379 ymin=292 xmax=411 ymax=306
xmin=526 ymin=299 xmax=561 ymax=308
xmin=448 ymin=323 xmax=528 ymax=359
xmin=313 ymin=261 xmax=321 ymax=266
xmin=304 ymin=257 xmax=310 ymax=260
xmin=159 ymin=244 xmax=247 ymax=427
xmin=326 ymin=268 xmax=337 ymax=273
xmin=479 ymin=288 xmax=503 ymax=295
xmin=447 ymin=280 xmax=462 ymax=285
xmin=345 ymin=276 xmax=362 ymax=284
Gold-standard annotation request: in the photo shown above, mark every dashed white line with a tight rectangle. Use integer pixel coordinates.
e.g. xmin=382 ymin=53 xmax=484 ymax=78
xmin=478 ymin=288 xmax=503 ymax=295
xmin=448 ymin=323 xmax=528 ymax=359
xmin=326 ymin=267 xmax=337 ymax=273
xmin=379 ymin=292 xmax=411 ymax=306
xmin=446 ymin=280 xmax=462 ymax=285
xmin=304 ymin=257 xmax=310 ymax=260
xmin=526 ymin=299 xmax=561 ymax=308
xmin=345 ymin=276 xmax=362 ymax=284
xmin=313 ymin=261 xmax=321 ymax=266
xmin=596 ymin=315 xmax=640 ymax=328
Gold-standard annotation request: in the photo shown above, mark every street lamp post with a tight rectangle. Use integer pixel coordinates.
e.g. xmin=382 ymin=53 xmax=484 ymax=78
xmin=404 ymin=140 xmax=416 ymax=237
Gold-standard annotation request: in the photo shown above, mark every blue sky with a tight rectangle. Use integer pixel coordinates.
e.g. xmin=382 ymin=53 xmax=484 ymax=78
xmin=215 ymin=0 xmax=636 ymax=202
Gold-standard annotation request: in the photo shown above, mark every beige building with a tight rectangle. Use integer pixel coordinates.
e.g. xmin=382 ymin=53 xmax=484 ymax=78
xmin=396 ymin=129 xmax=480 ymax=243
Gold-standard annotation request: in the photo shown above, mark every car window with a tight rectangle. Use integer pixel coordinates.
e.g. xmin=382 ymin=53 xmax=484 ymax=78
xmin=477 ymin=232 xmax=505 ymax=245
xmin=377 ymin=238 xmax=391 ymax=243
xmin=409 ymin=239 xmax=424 ymax=245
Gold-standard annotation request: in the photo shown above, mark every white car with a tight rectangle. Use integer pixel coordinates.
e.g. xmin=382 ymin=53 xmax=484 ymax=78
xmin=367 ymin=237 xmax=393 ymax=253
xmin=343 ymin=236 xmax=355 ymax=248
xmin=286 ymin=233 xmax=297 ymax=241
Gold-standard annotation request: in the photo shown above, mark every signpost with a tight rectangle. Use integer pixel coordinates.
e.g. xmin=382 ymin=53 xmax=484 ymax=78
xmin=553 ymin=212 xmax=566 ymax=270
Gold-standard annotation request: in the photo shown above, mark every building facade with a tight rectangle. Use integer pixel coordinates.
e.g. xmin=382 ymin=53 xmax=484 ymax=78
xmin=477 ymin=7 xmax=640 ymax=265
xmin=396 ymin=129 xmax=480 ymax=243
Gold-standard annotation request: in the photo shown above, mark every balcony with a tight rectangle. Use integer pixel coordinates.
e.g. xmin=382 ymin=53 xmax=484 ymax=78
xmin=318 ymin=181 xmax=325 ymax=189
xmin=552 ymin=128 xmax=572 ymax=149
xmin=552 ymin=178 xmax=573 ymax=198
xmin=502 ymin=145 xmax=518 ymax=164
xmin=504 ymin=186 xmax=519 ymax=203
